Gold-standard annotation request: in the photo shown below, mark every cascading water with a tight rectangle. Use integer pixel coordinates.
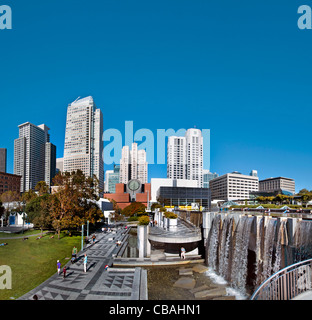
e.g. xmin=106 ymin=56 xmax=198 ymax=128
xmin=230 ymin=216 xmax=254 ymax=294
xmin=206 ymin=215 xmax=221 ymax=271
xmin=294 ymin=220 xmax=312 ymax=262
xmin=255 ymin=216 xmax=264 ymax=287
xmin=218 ymin=216 xmax=234 ymax=282
xmin=261 ymin=218 xmax=277 ymax=283
xmin=205 ymin=213 xmax=312 ymax=297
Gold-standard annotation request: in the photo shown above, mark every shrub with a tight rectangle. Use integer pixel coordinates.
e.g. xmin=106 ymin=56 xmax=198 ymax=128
xmin=128 ymin=216 xmax=139 ymax=222
xmin=138 ymin=215 xmax=150 ymax=226
xmin=164 ymin=212 xmax=178 ymax=219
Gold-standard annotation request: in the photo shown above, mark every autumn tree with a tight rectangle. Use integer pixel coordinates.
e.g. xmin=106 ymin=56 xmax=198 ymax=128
xmin=25 ymin=193 xmax=52 ymax=236
xmin=122 ymin=202 xmax=146 ymax=217
xmin=50 ymin=170 xmax=102 ymax=239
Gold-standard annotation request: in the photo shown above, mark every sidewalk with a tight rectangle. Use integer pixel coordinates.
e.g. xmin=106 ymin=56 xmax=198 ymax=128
xmin=18 ymin=228 xmax=148 ymax=300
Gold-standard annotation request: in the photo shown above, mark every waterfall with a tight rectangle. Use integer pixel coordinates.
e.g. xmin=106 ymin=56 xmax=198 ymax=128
xmin=230 ymin=216 xmax=254 ymax=294
xmin=260 ymin=218 xmax=277 ymax=283
xmin=205 ymin=213 xmax=312 ymax=297
xmin=207 ymin=215 xmax=221 ymax=271
xmin=294 ymin=220 xmax=312 ymax=262
xmin=273 ymin=220 xmax=287 ymax=274
xmin=218 ymin=216 xmax=234 ymax=281
xmin=255 ymin=217 xmax=264 ymax=287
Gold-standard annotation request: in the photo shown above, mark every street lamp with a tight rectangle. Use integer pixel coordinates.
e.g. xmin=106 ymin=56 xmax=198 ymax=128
xmin=81 ymin=224 xmax=84 ymax=251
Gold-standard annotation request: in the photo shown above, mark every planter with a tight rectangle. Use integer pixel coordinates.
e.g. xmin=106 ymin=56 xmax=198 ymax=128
xmin=168 ymin=218 xmax=178 ymax=227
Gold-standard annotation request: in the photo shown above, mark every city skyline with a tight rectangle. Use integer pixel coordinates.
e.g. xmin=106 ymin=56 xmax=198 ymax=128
xmin=1 ymin=1 xmax=312 ymax=192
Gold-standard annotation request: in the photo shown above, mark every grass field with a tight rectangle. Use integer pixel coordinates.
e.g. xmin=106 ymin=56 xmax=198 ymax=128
xmin=0 ymin=231 xmax=81 ymax=300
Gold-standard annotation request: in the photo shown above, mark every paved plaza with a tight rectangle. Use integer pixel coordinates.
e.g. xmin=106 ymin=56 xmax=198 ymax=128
xmin=18 ymin=228 xmax=148 ymax=300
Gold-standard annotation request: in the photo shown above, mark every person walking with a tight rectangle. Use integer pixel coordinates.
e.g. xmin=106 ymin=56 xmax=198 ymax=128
xmin=72 ymin=246 xmax=77 ymax=262
xmin=63 ymin=266 xmax=67 ymax=279
xmin=83 ymin=253 xmax=88 ymax=273
xmin=57 ymin=260 xmax=61 ymax=275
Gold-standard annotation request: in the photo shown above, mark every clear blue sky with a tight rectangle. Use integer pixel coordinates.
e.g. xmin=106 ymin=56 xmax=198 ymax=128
xmin=0 ymin=0 xmax=311 ymax=192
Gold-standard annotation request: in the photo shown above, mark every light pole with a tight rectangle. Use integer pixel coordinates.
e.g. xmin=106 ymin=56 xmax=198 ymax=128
xmin=81 ymin=224 xmax=84 ymax=251
xmin=87 ymin=220 xmax=89 ymax=238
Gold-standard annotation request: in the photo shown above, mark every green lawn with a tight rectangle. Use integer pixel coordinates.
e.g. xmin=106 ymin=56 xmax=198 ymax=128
xmin=0 ymin=231 xmax=81 ymax=300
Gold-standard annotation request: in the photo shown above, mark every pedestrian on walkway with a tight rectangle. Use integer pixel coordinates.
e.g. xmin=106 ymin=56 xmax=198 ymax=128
xmin=57 ymin=260 xmax=61 ymax=275
xmin=72 ymin=246 xmax=77 ymax=262
xmin=92 ymin=234 xmax=96 ymax=244
xmin=83 ymin=253 xmax=88 ymax=272
xmin=180 ymin=247 xmax=186 ymax=260
xmin=63 ymin=266 xmax=67 ymax=279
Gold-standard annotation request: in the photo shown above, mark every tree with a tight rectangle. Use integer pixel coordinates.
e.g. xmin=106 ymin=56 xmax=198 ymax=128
xmin=50 ymin=170 xmax=102 ymax=238
xmin=0 ymin=191 xmax=20 ymax=223
xmin=122 ymin=202 xmax=146 ymax=217
xmin=35 ymin=181 xmax=49 ymax=196
xmin=26 ymin=194 xmax=51 ymax=236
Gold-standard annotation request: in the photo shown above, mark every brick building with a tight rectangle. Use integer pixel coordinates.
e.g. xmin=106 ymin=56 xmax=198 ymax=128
xmin=0 ymin=172 xmax=22 ymax=195
xmin=104 ymin=183 xmax=151 ymax=210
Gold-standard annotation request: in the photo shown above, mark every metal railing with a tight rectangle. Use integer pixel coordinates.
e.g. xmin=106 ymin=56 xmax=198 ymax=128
xmin=250 ymin=259 xmax=312 ymax=300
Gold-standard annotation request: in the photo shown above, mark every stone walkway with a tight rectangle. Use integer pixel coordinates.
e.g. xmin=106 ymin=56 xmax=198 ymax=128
xmin=18 ymin=228 xmax=147 ymax=300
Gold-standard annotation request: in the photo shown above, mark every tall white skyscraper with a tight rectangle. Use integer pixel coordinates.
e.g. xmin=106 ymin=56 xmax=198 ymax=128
xmin=119 ymin=142 xmax=148 ymax=184
xmin=167 ymin=136 xmax=186 ymax=180
xmin=14 ymin=122 xmax=56 ymax=192
xmin=63 ymin=96 xmax=104 ymax=193
xmin=185 ymin=128 xmax=203 ymax=187
xmin=167 ymin=128 xmax=203 ymax=187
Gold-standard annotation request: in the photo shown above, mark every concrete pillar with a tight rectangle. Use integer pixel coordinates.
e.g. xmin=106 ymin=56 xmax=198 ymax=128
xmin=202 ymin=212 xmax=215 ymax=245
xmin=137 ymin=225 xmax=151 ymax=259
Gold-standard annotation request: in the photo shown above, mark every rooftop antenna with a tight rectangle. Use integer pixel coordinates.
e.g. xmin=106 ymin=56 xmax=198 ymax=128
xmin=72 ymin=96 xmax=81 ymax=104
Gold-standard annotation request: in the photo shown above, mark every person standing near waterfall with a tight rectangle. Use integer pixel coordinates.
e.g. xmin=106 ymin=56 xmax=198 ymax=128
xmin=181 ymin=247 xmax=186 ymax=259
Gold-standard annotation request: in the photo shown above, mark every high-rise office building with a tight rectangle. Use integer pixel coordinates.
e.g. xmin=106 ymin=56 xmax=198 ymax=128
xmin=167 ymin=128 xmax=203 ymax=187
xmin=45 ymin=142 xmax=57 ymax=187
xmin=14 ymin=122 xmax=56 ymax=192
xmin=105 ymin=165 xmax=120 ymax=193
xmin=185 ymin=128 xmax=203 ymax=187
xmin=119 ymin=142 xmax=148 ymax=184
xmin=203 ymin=169 xmax=218 ymax=188
xmin=0 ymin=148 xmax=7 ymax=173
xmin=167 ymin=136 xmax=186 ymax=180
xmin=63 ymin=96 xmax=104 ymax=193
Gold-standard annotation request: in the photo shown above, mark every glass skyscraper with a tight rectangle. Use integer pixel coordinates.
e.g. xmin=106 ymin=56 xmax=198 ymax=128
xmin=14 ymin=122 xmax=56 ymax=192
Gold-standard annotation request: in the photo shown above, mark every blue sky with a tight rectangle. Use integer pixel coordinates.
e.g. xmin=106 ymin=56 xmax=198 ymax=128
xmin=0 ymin=0 xmax=311 ymax=192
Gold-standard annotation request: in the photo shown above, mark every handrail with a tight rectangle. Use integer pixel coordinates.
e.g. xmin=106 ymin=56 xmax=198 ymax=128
xmin=250 ymin=259 xmax=312 ymax=300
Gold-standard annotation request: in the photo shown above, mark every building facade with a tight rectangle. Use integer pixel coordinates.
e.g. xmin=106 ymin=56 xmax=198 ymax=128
xmin=167 ymin=128 xmax=203 ymax=187
xmin=14 ymin=122 xmax=56 ymax=192
xmin=0 ymin=172 xmax=21 ymax=195
xmin=119 ymin=142 xmax=148 ymax=184
xmin=203 ymin=169 xmax=218 ymax=188
xmin=259 ymin=177 xmax=295 ymax=195
xmin=209 ymin=171 xmax=259 ymax=201
xmin=45 ymin=142 xmax=57 ymax=187
xmin=0 ymin=148 xmax=7 ymax=173
xmin=63 ymin=96 xmax=104 ymax=193
xmin=167 ymin=136 xmax=186 ymax=180
xmin=103 ymin=182 xmax=151 ymax=209
xmin=105 ymin=165 xmax=120 ymax=193
xmin=157 ymin=186 xmax=210 ymax=209
xmin=150 ymin=178 xmax=198 ymax=203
